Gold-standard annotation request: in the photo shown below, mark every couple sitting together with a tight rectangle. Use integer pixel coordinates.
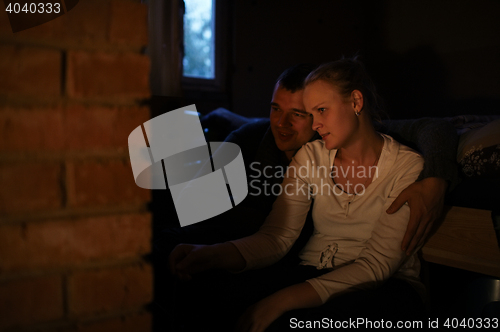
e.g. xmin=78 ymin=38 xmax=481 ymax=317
xmin=159 ymin=58 xmax=458 ymax=331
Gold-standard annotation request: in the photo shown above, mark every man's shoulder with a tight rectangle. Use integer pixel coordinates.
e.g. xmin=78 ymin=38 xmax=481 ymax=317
xmin=223 ymin=118 xmax=272 ymax=168
xmin=225 ymin=118 xmax=270 ymax=142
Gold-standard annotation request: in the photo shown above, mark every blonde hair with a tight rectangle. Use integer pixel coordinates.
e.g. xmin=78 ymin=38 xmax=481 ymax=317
xmin=305 ymin=58 xmax=387 ymax=123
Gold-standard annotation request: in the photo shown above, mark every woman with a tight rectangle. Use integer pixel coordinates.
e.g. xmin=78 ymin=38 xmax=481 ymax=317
xmin=169 ymin=59 xmax=426 ymax=331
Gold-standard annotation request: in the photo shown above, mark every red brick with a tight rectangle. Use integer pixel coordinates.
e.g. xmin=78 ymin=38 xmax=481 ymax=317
xmin=0 ymin=105 xmax=65 ymax=152
xmin=0 ymin=213 xmax=151 ymax=271
xmin=65 ymin=105 xmax=149 ymax=150
xmin=109 ymin=0 xmax=148 ymax=47
xmin=77 ymin=312 xmax=151 ymax=332
xmin=0 ymin=163 xmax=63 ymax=215
xmin=0 ymin=1 xmax=109 ymax=45
xmin=68 ymin=159 xmax=150 ymax=207
xmin=0 ymin=275 xmax=63 ymax=330
xmin=0 ymin=104 xmax=149 ymax=152
xmin=0 ymin=1 xmax=149 ymax=49
xmin=59 ymin=0 xmax=110 ymax=45
xmin=68 ymin=263 xmax=153 ymax=316
xmin=66 ymin=51 xmax=150 ymax=100
xmin=0 ymin=2 xmax=65 ymax=38
xmin=0 ymin=8 xmax=12 ymax=35
xmin=0 ymin=45 xmax=61 ymax=97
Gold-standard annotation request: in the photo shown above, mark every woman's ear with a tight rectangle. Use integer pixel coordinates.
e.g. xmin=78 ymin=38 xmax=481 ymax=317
xmin=351 ymin=90 xmax=364 ymax=113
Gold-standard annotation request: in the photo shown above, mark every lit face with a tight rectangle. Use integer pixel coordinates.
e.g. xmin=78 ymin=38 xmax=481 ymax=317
xmin=303 ymin=80 xmax=360 ymax=150
xmin=269 ymin=85 xmax=316 ymax=159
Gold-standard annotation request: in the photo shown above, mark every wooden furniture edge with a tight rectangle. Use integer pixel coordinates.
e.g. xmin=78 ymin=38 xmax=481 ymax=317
xmin=421 ymin=206 xmax=500 ymax=278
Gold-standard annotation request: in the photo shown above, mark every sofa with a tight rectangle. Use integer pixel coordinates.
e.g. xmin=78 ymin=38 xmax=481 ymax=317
xmin=199 ymin=110 xmax=500 ymax=276
xmin=147 ymin=109 xmax=499 ymax=325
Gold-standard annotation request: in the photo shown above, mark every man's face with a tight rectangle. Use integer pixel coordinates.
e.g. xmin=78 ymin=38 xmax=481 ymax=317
xmin=269 ymin=84 xmax=316 ymax=159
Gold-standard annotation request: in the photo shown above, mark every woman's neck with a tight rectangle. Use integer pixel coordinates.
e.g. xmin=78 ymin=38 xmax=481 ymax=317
xmin=338 ymin=124 xmax=384 ymax=166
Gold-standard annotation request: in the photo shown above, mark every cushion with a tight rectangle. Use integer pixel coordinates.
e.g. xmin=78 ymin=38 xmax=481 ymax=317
xmin=200 ymin=108 xmax=254 ymax=142
xmin=457 ymin=118 xmax=500 ymax=178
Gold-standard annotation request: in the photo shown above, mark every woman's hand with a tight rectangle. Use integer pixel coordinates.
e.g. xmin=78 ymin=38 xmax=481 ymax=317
xmin=168 ymin=244 xmax=215 ymax=280
xmin=236 ymin=295 xmax=286 ymax=332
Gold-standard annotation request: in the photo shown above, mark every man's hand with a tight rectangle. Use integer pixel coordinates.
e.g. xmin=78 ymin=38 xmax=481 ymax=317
xmin=386 ymin=177 xmax=448 ymax=255
xmin=168 ymin=244 xmax=215 ymax=280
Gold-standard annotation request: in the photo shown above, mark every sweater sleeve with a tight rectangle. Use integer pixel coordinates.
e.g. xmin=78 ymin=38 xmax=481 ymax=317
xmin=379 ymin=118 xmax=459 ymax=191
xmin=306 ymin=151 xmax=424 ymax=303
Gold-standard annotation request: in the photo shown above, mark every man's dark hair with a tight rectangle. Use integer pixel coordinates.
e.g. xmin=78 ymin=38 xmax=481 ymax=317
xmin=276 ymin=63 xmax=318 ymax=93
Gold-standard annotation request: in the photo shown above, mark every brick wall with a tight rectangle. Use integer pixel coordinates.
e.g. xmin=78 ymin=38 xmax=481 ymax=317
xmin=0 ymin=1 xmax=153 ymax=331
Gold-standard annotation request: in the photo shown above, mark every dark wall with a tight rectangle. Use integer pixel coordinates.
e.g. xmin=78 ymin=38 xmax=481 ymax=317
xmin=228 ymin=0 xmax=500 ymax=119
xmin=231 ymin=0 xmax=369 ymax=117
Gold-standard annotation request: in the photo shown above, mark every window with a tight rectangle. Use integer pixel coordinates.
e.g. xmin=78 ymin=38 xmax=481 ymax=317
xmin=183 ymin=0 xmax=215 ymax=79
xmin=182 ymin=0 xmax=227 ymax=91
xmin=144 ymin=0 xmax=227 ymax=96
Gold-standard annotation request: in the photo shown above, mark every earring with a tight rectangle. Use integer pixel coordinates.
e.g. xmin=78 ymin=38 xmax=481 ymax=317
xmin=355 ymin=110 xmax=360 ymax=116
